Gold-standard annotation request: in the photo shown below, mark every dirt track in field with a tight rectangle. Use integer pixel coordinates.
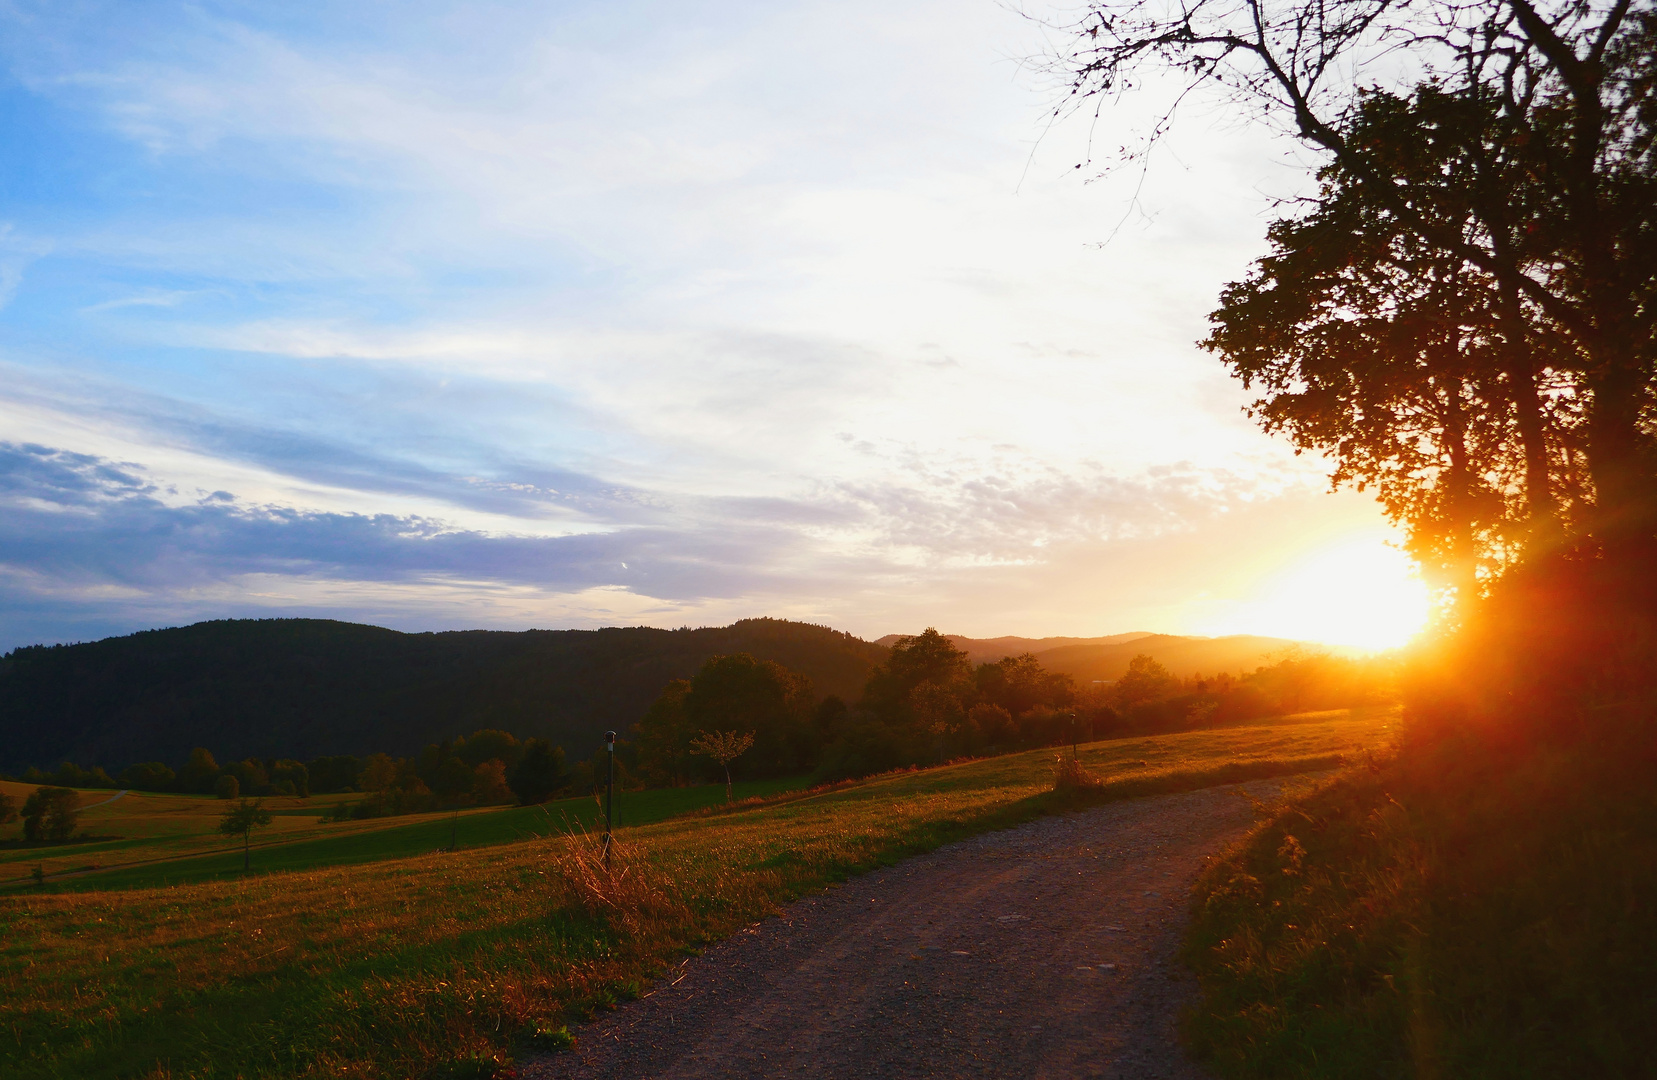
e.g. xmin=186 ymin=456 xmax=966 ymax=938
xmin=524 ymin=778 xmax=1298 ymax=1080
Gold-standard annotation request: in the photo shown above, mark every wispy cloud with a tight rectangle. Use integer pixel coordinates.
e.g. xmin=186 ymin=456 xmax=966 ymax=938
xmin=0 ymin=439 xmax=1333 ymax=638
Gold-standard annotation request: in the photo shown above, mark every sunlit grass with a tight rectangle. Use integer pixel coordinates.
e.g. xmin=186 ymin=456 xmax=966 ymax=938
xmin=0 ymin=708 xmax=1395 ymax=1079
xmin=0 ymin=777 xmax=811 ymax=891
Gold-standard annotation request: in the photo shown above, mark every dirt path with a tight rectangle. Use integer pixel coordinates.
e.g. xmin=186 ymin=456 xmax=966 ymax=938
xmin=525 ymin=777 xmax=1299 ymax=1080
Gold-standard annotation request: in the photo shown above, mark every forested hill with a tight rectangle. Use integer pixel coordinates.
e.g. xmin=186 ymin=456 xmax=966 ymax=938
xmin=0 ymin=618 xmax=888 ymax=773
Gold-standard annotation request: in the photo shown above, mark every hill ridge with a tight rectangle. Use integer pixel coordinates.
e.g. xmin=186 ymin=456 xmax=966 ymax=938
xmin=0 ymin=616 xmax=886 ymax=772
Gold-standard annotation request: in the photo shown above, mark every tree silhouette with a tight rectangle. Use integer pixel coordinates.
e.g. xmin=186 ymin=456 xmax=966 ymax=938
xmin=218 ymin=798 xmax=273 ymax=871
xmin=1049 ymin=0 xmax=1657 ymax=574
xmin=1115 ymin=655 xmax=1176 ymax=710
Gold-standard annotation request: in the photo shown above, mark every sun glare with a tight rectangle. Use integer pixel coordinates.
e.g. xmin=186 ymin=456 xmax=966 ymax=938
xmin=1197 ymin=535 xmax=1432 ymax=652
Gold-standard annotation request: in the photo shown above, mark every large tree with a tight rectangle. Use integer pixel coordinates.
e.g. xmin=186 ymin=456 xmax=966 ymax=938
xmin=860 ymin=629 xmax=973 ymax=725
xmin=1051 ymin=0 xmax=1657 ymax=570
xmin=1204 ymin=86 xmax=1595 ymax=601
xmin=681 ymin=654 xmax=816 ymax=777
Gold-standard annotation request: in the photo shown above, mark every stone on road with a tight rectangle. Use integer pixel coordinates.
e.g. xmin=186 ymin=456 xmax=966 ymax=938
xmin=525 ymin=778 xmax=1295 ymax=1080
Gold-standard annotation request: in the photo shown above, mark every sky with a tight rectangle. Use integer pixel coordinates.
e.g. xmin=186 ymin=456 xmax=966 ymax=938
xmin=0 ymin=0 xmax=1430 ymax=654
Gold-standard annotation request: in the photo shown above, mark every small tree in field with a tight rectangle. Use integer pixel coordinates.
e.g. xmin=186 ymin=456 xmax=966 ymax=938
xmin=219 ymin=798 xmax=273 ymax=871
xmin=689 ymin=730 xmax=756 ymax=803
xmin=22 ymin=787 xmax=79 ymax=843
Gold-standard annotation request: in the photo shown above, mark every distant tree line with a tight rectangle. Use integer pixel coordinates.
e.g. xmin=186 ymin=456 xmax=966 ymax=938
xmin=5 ymin=633 xmax=1393 ymax=831
xmin=627 ymin=631 xmax=1394 ymax=784
xmin=2 ymin=728 xmax=582 ymax=828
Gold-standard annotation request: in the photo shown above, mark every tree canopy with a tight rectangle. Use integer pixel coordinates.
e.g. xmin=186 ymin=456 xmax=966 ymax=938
xmin=1051 ymin=0 xmax=1656 ymax=604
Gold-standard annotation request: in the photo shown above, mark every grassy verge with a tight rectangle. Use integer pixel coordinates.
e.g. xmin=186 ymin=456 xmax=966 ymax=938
xmin=0 ymin=709 xmax=1393 ymax=1079
xmin=1182 ymin=707 xmax=1657 ymax=1079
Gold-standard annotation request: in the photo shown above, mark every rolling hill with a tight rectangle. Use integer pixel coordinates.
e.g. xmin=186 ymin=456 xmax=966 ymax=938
xmin=2 ymin=619 xmax=1314 ymax=774
xmin=0 ymin=617 xmax=887 ymax=773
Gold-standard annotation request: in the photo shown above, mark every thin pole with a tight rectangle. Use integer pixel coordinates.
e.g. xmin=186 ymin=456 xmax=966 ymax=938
xmin=604 ymin=730 xmax=616 ymax=869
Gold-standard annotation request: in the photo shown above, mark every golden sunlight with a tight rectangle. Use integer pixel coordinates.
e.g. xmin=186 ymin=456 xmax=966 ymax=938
xmin=1196 ymin=534 xmax=1432 ymax=651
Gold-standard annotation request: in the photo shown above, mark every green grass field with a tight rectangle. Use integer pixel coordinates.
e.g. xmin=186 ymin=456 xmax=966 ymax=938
xmin=0 ymin=707 xmax=1396 ymax=1079
xmin=0 ymin=775 xmax=812 ymax=892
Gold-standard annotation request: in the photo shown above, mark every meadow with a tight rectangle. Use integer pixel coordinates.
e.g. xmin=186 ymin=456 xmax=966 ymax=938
xmin=0 ymin=777 xmax=811 ymax=893
xmin=0 ymin=707 xmax=1395 ymax=1079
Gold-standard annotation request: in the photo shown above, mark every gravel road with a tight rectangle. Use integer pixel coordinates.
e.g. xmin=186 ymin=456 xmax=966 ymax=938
xmin=524 ymin=778 xmax=1293 ymax=1080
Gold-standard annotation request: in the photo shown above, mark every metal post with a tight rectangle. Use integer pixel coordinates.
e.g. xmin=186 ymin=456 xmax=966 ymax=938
xmin=1070 ymin=712 xmax=1078 ymax=759
xmin=604 ymin=730 xmax=616 ymax=869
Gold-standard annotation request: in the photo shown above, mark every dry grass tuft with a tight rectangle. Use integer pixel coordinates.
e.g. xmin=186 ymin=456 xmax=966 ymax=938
xmin=1052 ymin=753 xmax=1104 ymax=791
xmin=544 ymin=831 xmax=687 ymax=933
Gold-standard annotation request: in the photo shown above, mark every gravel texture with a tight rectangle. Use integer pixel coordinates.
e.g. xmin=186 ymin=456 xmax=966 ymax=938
xmin=524 ymin=778 xmax=1292 ymax=1080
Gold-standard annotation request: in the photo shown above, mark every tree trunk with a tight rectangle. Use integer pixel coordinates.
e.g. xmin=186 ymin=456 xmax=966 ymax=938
xmin=1495 ymin=278 xmax=1559 ymax=550
xmin=723 ymin=763 xmax=732 ymax=804
xmin=1438 ymin=372 xmax=1481 ymax=606
xmin=1586 ymin=353 xmax=1656 ymax=570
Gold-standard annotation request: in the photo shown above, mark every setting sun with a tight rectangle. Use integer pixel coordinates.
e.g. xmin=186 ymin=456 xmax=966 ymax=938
xmin=1193 ymin=534 xmax=1432 ymax=651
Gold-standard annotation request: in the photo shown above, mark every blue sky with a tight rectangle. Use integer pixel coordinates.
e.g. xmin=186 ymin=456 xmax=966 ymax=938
xmin=0 ymin=0 xmax=1425 ymax=652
